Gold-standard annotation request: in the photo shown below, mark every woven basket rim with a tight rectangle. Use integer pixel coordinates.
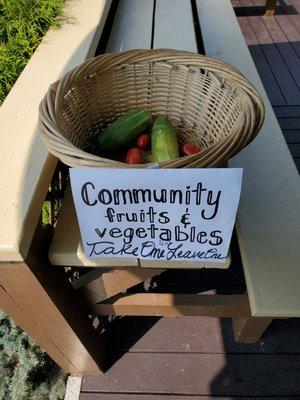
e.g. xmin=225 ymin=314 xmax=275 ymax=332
xmin=39 ymin=48 xmax=265 ymax=168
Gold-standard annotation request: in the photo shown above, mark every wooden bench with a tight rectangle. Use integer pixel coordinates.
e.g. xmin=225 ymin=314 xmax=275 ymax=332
xmin=0 ymin=0 xmax=299 ymax=375
xmin=50 ymin=0 xmax=300 ymax=341
xmin=0 ymin=0 xmax=112 ymax=375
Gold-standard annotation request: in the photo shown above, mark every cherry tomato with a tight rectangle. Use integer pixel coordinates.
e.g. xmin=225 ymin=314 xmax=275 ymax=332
xmin=182 ymin=143 xmax=201 ymax=156
xmin=137 ymin=134 xmax=151 ymax=151
xmin=125 ymin=148 xmax=143 ymax=164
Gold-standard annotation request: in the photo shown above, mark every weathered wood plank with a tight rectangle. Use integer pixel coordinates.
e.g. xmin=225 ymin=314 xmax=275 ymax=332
xmin=273 ymin=106 xmax=300 ymax=118
xmin=279 ymin=0 xmax=300 ymax=38
xmin=104 ymin=316 xmax=300 ymax=354
xmin=197 ymin=0 xmax=300 ymax=317
xmin=233 ymin=315 xmax=272 ymax=342
xmin=240 ymin=0 xmax=300 ymax=105
xmin=106 ymin=0 xmax=154 ymax=52
xmin=81 ymin=353 xmax=300 ymax=396
xmin=234 ymin=0 xmax=286 ymax=106
xmin=282 ymin=130 xmax=300 ymax=143
xmin=278 ymin=118 xmax=300 ymax=129
xmin=254 ymin=0 xmax=300 ymax=88
xmin=140 ymin=256 xmax=231 ymax=270
xmin=153 ymin=0 xmax=197 ymax=51
xmin=105 ymin=316 xmax=236 ymax=354
xmin=0 ymin=0 xmax=112 ymax=262
xmin=274 ymin=9 xmax=300 ymax=58
xmin=265 ymin=0 xmax=277 ymax=16
xmin=248 ymin=46 xmax=286 ymax=106
xmin=92 ymin=293 xmax=251 ymax=317
xmin=74 ymin=268 xmax=165 ymax=304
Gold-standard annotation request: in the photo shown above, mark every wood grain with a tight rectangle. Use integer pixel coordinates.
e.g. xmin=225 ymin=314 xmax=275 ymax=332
xmin=75 ymin=268 xmax=165 ymax=304
xmin=92 ymin=293 xmax=251 ymax=317
xmin=233 ymin=315 xmax=272 ymax=342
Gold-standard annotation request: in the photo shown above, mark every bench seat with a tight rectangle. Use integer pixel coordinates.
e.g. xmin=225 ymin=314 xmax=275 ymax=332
xmin=50 ymin=0 xmax=300 ymax=318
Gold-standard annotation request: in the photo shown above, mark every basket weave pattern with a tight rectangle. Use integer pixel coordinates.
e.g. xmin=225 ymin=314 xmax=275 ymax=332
xmin=39 ymin=49 xmax=264 ymax=168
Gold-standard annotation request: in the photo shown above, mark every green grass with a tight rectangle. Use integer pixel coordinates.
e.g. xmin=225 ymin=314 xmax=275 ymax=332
xmin=0 ymin=0 xmax=65 ymax=105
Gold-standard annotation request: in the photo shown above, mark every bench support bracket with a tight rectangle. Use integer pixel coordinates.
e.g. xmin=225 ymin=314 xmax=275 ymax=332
xmin=233 ymin=316 xmax=273 ymax=343
xmin=265 ymin=0 xmax=277 ymax=16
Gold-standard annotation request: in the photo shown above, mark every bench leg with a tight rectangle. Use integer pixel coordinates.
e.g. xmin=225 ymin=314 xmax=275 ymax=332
xmin=265 ymin=0 xmax=277 ymax=16
xmin=0 ymin=258 xmax=104 ymax=375
xmin=233 ymin=316 xmax=273 ymax=343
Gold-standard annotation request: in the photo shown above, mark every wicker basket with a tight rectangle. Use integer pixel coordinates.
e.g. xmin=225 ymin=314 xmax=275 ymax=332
xmin=39 ymin=49 xmax=264 ymax=168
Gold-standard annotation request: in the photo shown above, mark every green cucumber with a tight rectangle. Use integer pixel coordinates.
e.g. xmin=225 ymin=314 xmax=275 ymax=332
xmin=151 ymin=117 xmax=179 ymax=162
xmin=97 ymin=108 xmax=152 ymax=153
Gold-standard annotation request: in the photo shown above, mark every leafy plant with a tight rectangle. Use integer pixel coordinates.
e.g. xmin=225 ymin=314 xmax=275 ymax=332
xmin=0 ymin=311 xmax=67 ymax=400
xmin=0 ymin=0 xmax=65 ymax=104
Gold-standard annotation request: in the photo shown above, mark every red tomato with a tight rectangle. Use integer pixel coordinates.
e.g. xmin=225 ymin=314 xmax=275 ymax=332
xmin=182 ymin=143 xmax=201 ymax=156
xmin=125 ymin=148 xmax=143 ymax=164
xmin=137 ymin=134 xmax=151 ymax=151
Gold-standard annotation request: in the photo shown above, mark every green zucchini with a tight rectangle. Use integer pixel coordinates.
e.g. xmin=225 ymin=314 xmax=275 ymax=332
xmin=97 ymin=108 xmax=152 ymax=153
xmin=151 ymin=117 xmax=179 ymax=162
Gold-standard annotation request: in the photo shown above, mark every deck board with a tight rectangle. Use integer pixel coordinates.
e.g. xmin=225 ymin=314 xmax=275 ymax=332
xmin=232 ymin=0 xmax=300 ymax=170
xmin=82 ymin=353 xmax=300 ymax=396
xmin=278 ymin=117 xmax=300 ymax=129
xmin=282 ymin=129 xmax=300 ymax=143
xmin=103 ymin=317 xmax=300 ymax=355
xmin=240 ymin=0 xmax=300 ymax=105
xmin=273 ymin=106 xmax=300 ymax=117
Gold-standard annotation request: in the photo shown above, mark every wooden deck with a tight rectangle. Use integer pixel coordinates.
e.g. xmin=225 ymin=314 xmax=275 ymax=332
xmin=233 ymin=0 xmax=300 ymax=171
xmin=80 ymin=1 xmax=300 ymax=398
xmin=80 ymin=245 xmax=300 ymax=399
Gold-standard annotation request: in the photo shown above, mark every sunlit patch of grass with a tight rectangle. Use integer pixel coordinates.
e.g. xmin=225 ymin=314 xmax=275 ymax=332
xmin=0 ymin=0 xmax=65 ymax=105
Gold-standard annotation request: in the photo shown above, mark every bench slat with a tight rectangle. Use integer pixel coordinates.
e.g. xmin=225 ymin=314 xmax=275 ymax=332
xmin=49 ymin=0 xmax=154 ymax=268
xmin=197 ymin=0 xmax=300 ymax=317
xmin=153 ymin=0 xmax=197 ymax=51
xmin=106 ymin=0 xmax=154 ymax=52
xmin=0 ymin=0 xmax=112 ymax=262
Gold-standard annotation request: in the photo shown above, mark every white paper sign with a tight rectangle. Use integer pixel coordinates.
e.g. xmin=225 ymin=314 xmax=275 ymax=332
xmin=70 ymin=168 xmax=243 ymax=263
